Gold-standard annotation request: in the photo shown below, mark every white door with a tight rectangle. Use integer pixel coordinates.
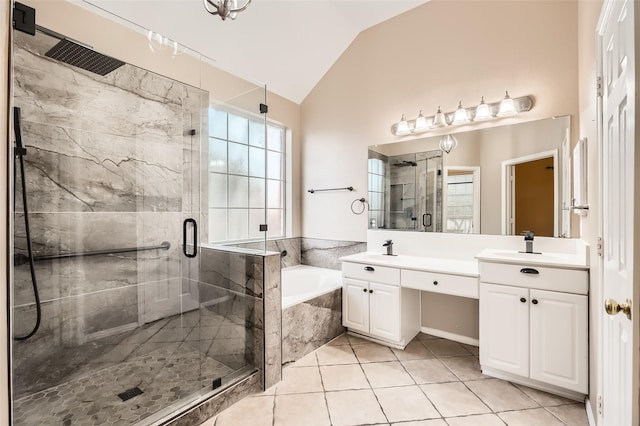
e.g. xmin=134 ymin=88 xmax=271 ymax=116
xmin=368 ymin=282 xmax=399 ymax=341
xmin=529 ymin=289 xmax=588 ymax=393
xmin=479 ymin=283 xmax=529 ymax=377
xmin=599 ymin=0 xmax=636 ymax=424
xmin=343 ymin=278 xmax=369 ymax=333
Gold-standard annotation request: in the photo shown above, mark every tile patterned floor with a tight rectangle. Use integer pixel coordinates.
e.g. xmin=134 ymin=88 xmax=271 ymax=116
xmin=202 ymin=333 xmax=589 ymax=426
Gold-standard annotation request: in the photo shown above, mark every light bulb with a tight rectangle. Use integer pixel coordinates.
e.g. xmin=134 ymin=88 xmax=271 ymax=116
xmin=474 ymin=96 xmax=493 ymax=121
xmin=497 ymin=91 xmax=517 ymax=117
xmin=431 ymin=106 xmax=448 ymax=128
xmin=396 ymin=114 xmax=410 ymax=134
xmin=414 ymin=110 xmax=429 ymax=131
xmin=452 ymin=101 xmax=469 ymax=125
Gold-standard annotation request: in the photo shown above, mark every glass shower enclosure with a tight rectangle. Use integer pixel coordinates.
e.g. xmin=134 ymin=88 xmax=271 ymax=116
xmin=370 ymin=150 xmax=443 ymax=231
xmin=10 ymin=1 xmax=267 ymax=424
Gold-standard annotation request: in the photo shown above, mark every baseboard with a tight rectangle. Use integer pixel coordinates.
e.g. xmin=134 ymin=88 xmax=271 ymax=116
xmin=421 ymin=326 xmax=479 ymax=347
xmin=585 ymin=397 xmax=597 ymax=426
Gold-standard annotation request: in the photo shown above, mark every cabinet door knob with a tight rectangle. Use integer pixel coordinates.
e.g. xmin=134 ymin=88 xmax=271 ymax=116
xmin=532 ymin=299 xmax=539 ymax=305
xmin=520 ymin=268 xmax=539 ymax=275
xmin=520 ymin=297 xmax=526 ymax=303
xmin=369 ymin=289 xmax=374 ymax=293
xmin=433 ymin=281 xmax=438 ymax=285
xmin=363 ymin=288 xmax=367 ymax=293
xmin=364 ymin=266 xmax=375 ymax=272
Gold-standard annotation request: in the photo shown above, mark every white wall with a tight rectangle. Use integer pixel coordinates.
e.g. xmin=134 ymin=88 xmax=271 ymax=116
xmin=301 ymin=0 xmax=579 ymax=242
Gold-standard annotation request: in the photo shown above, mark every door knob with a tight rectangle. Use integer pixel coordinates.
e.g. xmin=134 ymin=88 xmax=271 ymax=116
xmin=604 ymin=298 xmax=632 ymax=320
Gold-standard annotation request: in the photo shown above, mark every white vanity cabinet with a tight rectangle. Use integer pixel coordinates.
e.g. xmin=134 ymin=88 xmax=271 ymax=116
xmin=342 ymin=261 xmax=419 ymax=348
xmin=478 ymin=259 xmax=588 ymax=397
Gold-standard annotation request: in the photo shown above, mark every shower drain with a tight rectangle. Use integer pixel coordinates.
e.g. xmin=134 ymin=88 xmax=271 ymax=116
xmin=117 ymin=386 xmax=144 ymax=402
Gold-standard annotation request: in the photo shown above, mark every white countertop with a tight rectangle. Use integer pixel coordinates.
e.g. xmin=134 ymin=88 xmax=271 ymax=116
xmin=340 ymin=252 xmax=479 ymax=277
xmin=475 ymin=249 xmax=589 ymax=270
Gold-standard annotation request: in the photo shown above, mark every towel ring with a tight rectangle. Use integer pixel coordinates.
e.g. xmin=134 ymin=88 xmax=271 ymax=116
xmin=350 ymin=198 xmax=368 ymax=215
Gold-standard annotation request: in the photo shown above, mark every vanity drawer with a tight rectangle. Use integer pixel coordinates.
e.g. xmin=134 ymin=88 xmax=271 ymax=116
xmin=342 ymin=262 xmax=400 ymax=285
xmin=401 ymin=269 xmax=479 ymax=299
xmin=479 ymin=262 xmax=588 ymax=295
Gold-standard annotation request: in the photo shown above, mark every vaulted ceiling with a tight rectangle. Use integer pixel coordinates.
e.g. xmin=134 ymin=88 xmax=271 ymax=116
xmin=84 ymin=0 xmax=428 ymax=104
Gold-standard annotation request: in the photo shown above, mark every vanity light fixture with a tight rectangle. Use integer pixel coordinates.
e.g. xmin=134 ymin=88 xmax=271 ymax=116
xmin=389 ymin=92 xmax=533 ymax=136
xmin=474 ymin=96 xmax=493 ymax=121
xmin=496 ymin=91 xmax=518 ymax=117
xmin=452 ymin=101 xmax=470 ymax=125
xmin=439 ymin=134 xmax=458 ymax=154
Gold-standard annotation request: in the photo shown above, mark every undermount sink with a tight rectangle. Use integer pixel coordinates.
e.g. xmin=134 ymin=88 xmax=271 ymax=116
xmin=487 ymin=250 xmax=571 ymax=262
xmin=359 ymin=253 xmax=401 ymax=262
xmin=475 ymin=249 xmax=588 ymax=269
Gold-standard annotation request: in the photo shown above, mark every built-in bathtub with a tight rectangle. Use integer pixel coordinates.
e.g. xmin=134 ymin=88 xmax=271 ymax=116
xmin=281 ymin=265 xmax=345 ymax=366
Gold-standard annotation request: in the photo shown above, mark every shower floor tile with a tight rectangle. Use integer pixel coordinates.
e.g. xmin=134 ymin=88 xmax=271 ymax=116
xmin=14 ymin=343 xmax=233 ymax=425
xmin=12 ymin=310 xmax=251 ymax=425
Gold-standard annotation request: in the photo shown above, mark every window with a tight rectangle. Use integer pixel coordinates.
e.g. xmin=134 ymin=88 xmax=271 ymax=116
xmin=444 ymin=168 xmax=480 ymax=234
xmin=208 ymin=107 xmax=285 ymax=243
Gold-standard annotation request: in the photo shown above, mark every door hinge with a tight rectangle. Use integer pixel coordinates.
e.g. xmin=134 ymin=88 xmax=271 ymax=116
xmin=596 ymin=76 xmax=603 ymax=98
xmin=597 ymin=394 xmax=603 ymax=416
xmin=259 ymin=103 xmax=268 ymax=114
xmin=597 ymin=237 xmax=603 ymax=256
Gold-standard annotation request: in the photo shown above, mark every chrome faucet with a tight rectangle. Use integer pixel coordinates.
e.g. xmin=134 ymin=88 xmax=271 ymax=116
xmin=524 ymin=231 xmax=534 ymax=253
xmin=383 ymin=239 xmax=394 ymax=256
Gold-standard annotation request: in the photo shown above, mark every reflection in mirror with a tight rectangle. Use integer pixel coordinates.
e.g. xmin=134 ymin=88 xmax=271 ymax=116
xmin=369 ymin=151 xmax=442 ymax=231
xmin=368 ymin=116 xmax=572 ymax=237
xmin=443 ymin=167 xmax=480 ymax=233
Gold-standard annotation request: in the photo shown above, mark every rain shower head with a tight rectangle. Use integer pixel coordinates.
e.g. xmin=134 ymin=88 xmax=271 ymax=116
xmin=44 ymin=39 xmax=125 ymax=76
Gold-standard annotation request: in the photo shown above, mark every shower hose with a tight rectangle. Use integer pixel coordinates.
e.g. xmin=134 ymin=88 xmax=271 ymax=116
xmin=13 ymin=107 xmax=41 ymax=341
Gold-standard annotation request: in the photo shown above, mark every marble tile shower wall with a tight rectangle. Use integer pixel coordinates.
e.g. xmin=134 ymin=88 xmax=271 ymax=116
xmin=12 ymin=32 xmax=208 ymax=394
xmin=196 ymin=247 xmax=281 ymax=389
xmin=300 ymin=238 xmax=367 ymax=270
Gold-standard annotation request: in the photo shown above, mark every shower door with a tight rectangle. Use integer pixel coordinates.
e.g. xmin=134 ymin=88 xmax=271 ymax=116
xmin=9 ymin=2 xmax=256 ymax=424
xmin=416 ymin=151 xmax=443 ymax=232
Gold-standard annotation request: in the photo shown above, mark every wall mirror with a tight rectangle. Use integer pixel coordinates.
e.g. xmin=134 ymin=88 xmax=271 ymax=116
xmin=368 ymin=116 xmax=572 ymax=237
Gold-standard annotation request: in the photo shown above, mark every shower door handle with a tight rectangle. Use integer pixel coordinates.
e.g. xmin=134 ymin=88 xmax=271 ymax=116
xmin=183 ymin=218 xmax=198 ymax=258
xmin=422 ymin=213 xmax=432 ymax=228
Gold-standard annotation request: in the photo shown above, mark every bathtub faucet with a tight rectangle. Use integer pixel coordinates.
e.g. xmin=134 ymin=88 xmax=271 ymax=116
xmin=383 ymin=239 xmax=394 ymax=256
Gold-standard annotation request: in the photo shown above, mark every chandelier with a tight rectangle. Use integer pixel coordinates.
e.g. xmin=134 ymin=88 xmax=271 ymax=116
xmin=203 ymin=0 xmax=252 ymax=20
